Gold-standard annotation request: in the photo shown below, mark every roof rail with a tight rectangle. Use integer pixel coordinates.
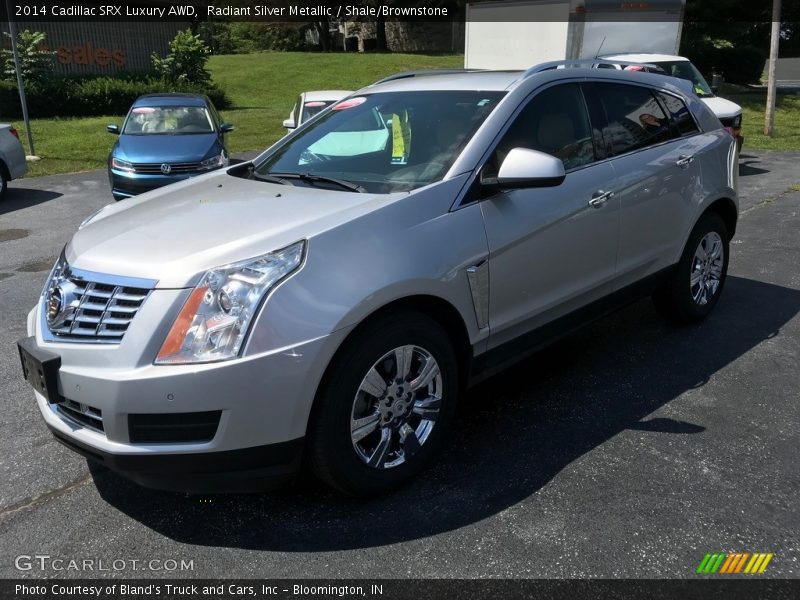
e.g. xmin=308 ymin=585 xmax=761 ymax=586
xmin=521 ymin=58 xmax=665 ymax=79
xmin=371 ymin=68 xmax=484 ymax=86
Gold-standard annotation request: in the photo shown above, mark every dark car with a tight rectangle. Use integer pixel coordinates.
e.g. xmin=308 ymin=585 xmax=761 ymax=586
xmin=107 ymin=93 xmax=233 ymax=200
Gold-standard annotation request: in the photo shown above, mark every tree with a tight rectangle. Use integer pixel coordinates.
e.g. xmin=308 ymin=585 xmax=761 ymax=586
xmin=312 ymin=19 xmax=333 ymax=52
xmin=0 ymin=30 xmax=54 ymax=86
xmin=151 ymin=29 xmax=211 ymax=85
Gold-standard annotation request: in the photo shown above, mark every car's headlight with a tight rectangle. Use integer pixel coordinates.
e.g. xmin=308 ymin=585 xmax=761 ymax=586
xmin=112 ymin=157 xmax=135 ymax=173
xmin=155 ymin=241 xmax=305 ymax=364
xmin=732 ymin=114 xmax=742 ymax=129
xmin=199 ymin=152 xmax=227 ymax=171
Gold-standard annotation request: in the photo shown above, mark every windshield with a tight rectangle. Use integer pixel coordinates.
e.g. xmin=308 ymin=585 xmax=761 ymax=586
xmin=122 ymin=105 xmax=214 ymax=135
xmin=655 ymin=61 xmax=714 ymax=97
xmin=255 ymin=90 xmax=505 ymax=194
xmin=302 ymin=101 xmax=334 ymax=122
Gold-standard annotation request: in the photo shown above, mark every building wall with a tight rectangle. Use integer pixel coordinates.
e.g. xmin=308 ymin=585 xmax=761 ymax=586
xmin=9 ymin=21 xmax=188 ymax=75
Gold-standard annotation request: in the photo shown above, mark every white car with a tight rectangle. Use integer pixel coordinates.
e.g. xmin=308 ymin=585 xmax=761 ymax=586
xmin=599 ymin=54 xmax=744 ymax=150
xmin=0 ymin=123 xmax=28 ymax=198
xmin=283 ymin=90 xmax=353 ymax=131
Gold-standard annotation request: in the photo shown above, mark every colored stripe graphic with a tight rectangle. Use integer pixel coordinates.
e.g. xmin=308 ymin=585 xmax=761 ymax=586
xmin=699 ymin=552 xmax=773 ymax=574
xmin=733 ymin=553 xmax=750 ymax=573
xmin=719 ymin=554 xmax=736 ymax=573
xmin=697 ymin=553 xmax=712 ymax=574
xmin=759 ymin=554 xmax=774 ymax=573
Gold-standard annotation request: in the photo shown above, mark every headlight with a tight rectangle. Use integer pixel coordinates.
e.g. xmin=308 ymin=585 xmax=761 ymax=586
xmin=732 ymin=114 xmax=742 ymax=129
xmin=111 ymin=157 xmax=135 ymax=173
xmin=199 ymin=152 xmax=227 ymax=171
xmin=155 ymin=241 xmax=305 ymax=364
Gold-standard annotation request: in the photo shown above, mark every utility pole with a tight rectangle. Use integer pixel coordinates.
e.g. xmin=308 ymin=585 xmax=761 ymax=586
xmin=764 ymin=0 xmax=781 ymax=137
xmin=4 ymin=0 xmax=36 ymax=157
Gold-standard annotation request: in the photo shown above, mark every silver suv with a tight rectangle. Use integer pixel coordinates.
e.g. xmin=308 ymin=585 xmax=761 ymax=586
xmin=19 ymin=65 xmax=738 ymax=495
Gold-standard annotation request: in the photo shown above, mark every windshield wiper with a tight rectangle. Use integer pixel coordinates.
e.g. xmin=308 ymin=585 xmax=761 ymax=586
xmin=269 ymin=172 xmax=366 ymax=193
xmin=248 ymin=167 xmax=292 ymax=186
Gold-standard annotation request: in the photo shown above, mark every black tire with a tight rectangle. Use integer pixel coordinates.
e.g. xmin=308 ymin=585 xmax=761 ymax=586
xmin=307 ymin=310 xmax=459 ymax=495
xmin=653 ymin=212 xmax=730 ymax=324
xmin=0 ymin=164 xmax=8 ymax=200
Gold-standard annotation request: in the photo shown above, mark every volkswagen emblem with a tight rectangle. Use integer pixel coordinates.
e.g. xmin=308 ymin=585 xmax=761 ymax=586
xmin=160 ymin=163 xmax=171 ymax=174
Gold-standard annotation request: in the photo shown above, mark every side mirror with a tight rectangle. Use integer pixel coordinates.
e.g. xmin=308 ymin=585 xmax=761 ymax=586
xmin=220 ymin=123 xmax=234 ymax=133
xmin=711 ymin=85 xmax=719 ymax=94
xmin=283 ymin=118 xmax=296 ymax=130
xmin=106 ymin=124 xmax=120 ymax=135
xmin=482 ymin=148 xmax=566 ymax=190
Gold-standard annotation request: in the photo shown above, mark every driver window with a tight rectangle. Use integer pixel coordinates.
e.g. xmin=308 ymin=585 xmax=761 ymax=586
xmin=488 ymin=83 xmax=595 ymax=176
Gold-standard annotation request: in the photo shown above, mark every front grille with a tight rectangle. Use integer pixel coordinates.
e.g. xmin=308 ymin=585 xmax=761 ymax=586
xmin=128 ymin=411 xmax=222 ymax=443
xmin=131 ymin=161 xmax=202 ymax=174
xmin=42 ymin=257 xmax=156 ymax=344
xmin=49 ymin=279 xmax=149 ymax=341
xmin=57 ymin=399 xmax=104 ymax=433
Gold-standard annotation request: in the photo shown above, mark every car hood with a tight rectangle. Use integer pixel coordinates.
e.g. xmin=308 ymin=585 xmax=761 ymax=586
xmin=701 ymin=96 xmax=742 ymax=120
xmin=115 ymin=133 xmax=219 ymax=163
xmin=67 ymin=170 xmax=405 ymax=288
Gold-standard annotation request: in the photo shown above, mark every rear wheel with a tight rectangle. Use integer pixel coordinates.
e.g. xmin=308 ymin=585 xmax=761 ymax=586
xmin=653 ymin=212 xmax=730 ymax=323
xmin=307 ymin=311 xmax=459 ymax=495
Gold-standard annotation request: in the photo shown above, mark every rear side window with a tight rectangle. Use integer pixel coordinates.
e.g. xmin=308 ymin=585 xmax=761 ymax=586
xmin=592 ymin=83 xmax=672 ymax=156
xmin=657 ymin=92 xmax=700 ymax=137
xmin=492 ymin=83 xmax=595 ymax=172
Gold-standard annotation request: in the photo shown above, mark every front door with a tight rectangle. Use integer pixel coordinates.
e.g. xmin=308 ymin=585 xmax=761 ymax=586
xmin=480 ymin=83 xmax=620 ymax=349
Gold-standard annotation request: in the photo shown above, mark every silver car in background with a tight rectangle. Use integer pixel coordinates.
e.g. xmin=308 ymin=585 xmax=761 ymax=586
xmin=18 ymin=65 xmax=738 ymax=495
xmin=0 ymin=123 xmax=28 ymax=198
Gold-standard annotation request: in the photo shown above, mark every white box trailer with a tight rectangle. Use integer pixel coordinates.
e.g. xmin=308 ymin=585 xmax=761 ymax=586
xmin=465 ymin=0 xmax=686 ymax=70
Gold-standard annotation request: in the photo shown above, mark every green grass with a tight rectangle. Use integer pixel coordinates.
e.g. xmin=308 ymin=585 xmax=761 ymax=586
xmin=725 ymin=92 xmax=800 ymax=152
xmin=15 ymin=52 xmax=463 ymax=178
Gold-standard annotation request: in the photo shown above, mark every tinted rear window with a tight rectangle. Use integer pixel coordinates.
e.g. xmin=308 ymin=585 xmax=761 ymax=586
xmin=592 ymin=83 xmax=672 ymax=155
xmin=657 ymin=92 xmax=699 ymax=137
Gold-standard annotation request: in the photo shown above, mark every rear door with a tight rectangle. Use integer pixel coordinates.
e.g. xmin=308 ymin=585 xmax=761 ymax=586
xmin=480 ymin=82 xmax=620 ymax=349
xmin=584 ymin=82 xmax=703 ymax=287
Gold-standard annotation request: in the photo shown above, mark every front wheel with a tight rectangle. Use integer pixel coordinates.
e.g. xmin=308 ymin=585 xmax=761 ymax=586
xmin=653 ymin=212 xmax=730 ymax=323
xmin=307 ymin=311 xmax=459 ymax=495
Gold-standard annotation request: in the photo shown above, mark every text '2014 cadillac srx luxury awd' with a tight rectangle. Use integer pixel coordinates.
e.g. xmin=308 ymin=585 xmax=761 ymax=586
xmin=19 ymin=63 xmax=738 ymax=494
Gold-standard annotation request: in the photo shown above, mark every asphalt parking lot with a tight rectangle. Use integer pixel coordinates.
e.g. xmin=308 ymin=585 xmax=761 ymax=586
xmin=0 ymin=151 xmax=798 ymax=579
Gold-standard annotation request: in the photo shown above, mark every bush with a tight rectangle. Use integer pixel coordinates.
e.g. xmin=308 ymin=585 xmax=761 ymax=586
xmin=0 ymin=30 xmax=54 ymax=87
xmin=152 ymin=29 xmax=211 ymax=85
xmin=199 ymin=22 xmax=308 ymax=54
xmin=685 ymin=40 xmax=766 ymax=86
xmin=712 ymin=46 xmax=767 ymax=85
xmin=0 ymin=75 xmax=230 ymax=118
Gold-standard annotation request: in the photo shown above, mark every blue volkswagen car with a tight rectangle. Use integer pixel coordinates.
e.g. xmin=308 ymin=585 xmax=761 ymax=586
xmin=107 ymin=93 xmax=233 ymax=200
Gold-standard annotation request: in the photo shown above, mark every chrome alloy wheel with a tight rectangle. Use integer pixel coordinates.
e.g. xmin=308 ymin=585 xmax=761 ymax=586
xmin=350 ymin=345 xmax=443 ymax=469
xmin=690 ymin=231 xmax=724 ymax=306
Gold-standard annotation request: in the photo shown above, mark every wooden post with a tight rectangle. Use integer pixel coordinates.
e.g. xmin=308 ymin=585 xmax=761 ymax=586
xmin=764 ymin=0 xmax=781 ymax=137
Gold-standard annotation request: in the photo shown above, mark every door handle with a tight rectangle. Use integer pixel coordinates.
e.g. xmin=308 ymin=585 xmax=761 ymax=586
xmin=589 ymin=190 xmax=614 ymax=208
xmin=676 ymin=154 xmax=694 ymax=168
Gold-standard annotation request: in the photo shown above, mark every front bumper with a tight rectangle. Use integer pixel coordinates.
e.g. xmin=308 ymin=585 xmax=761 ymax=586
xmin=24 ymin=299 xmax=349 ymax=492
xmin=49 ymin=424 xmax=303 ymax=493
xmin=109 ymin=168 xmax=197 ymax=200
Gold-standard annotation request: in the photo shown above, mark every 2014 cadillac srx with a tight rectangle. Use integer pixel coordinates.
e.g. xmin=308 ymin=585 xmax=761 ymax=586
xmin=18 ymin=65 xmax=738 ymax=494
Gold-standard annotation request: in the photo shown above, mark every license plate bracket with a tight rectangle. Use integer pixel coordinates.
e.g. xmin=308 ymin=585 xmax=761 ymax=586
xmin=18 ymin=336 xmax=62 ymax=404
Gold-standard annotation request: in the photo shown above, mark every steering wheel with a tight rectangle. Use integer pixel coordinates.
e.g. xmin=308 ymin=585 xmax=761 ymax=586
xmin=300 ymin=149 xmax=330 ymax=164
